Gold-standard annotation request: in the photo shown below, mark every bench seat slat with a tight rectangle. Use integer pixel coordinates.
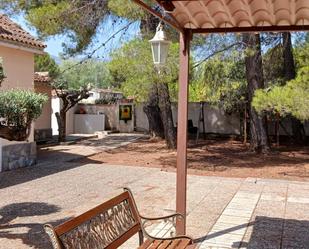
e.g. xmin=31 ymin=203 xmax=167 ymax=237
xmin=149 ymin=239 xmax=163 ymax=249
xmin=157 ymin=239 xmax=173 ymax=249
xmin=138 ymin=238 xmax=190 ymax=249
xmin=138 ymin=239 xmax=154 ymax=249
xmin=175 ymin=239 xmax=191 ymax=249
xmin=167 ymin=239 xmax=181 ymax=249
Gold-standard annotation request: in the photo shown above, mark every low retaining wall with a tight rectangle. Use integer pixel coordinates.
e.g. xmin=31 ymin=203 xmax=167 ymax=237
xmin=1 ymin=142 xmax=36 ymax=172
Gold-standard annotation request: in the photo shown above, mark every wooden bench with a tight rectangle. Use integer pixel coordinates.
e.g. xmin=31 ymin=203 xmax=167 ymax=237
xmin=44 ymin=188 xmax=195 ymax=249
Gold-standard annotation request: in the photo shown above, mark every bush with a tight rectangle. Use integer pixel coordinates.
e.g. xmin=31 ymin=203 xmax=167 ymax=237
xmin=0 ymin=89 xmax=48 ymax=141
xmin=253 ymin=66 xmax=309 ymax=121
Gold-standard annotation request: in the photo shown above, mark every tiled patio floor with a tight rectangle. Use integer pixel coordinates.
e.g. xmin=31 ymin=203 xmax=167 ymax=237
xmin=0 ymin=162 xmax=309 ymax=249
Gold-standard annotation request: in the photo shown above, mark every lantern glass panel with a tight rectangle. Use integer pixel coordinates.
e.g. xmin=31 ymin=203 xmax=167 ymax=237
xmin=159 ymin=42 xmax=169 ymax=65
xmin=151 ymin=42 xmax=159 ymax=64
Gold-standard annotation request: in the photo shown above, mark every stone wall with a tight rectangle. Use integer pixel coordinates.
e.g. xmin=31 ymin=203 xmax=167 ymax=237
xmin=1 ymin=142 xmax=36 ymax=172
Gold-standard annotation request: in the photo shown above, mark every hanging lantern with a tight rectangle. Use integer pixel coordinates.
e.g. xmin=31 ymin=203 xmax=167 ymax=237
xmin=149 ymin=23 xmax=171 ymax=66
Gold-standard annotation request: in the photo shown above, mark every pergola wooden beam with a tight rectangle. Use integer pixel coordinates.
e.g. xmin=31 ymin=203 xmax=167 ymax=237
xmin=131 ymin=0 xmax=184 ymax=33
xmin=176 ymin=29 xmax=191 ymax=235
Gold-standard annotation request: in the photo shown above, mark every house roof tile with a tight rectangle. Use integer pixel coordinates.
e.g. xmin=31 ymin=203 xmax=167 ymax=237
xmin=34 ymin=72 xmax=51 ymax=84
xmin=0 ymin=14 xmax=46 ymax=50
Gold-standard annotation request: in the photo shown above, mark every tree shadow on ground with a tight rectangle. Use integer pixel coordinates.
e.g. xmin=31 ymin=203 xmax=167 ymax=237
xmin=77 ymin=134 xmax=142 ymax=148
xmin=194 ymin=216 xmax=309 ymax=248
xmin=0 ymin=157 xmax=102 ymax=189
xmin=0 ymin=202 xmax=69 ymax=249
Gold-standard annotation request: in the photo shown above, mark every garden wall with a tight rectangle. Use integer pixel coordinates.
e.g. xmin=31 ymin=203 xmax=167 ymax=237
xmin=135 ymin=102 xmax=241 ymax=135
xmin=74 ymin=103 xmax=134 ymax=133
xmin=57 ymin=102 xmax=309 ymax=138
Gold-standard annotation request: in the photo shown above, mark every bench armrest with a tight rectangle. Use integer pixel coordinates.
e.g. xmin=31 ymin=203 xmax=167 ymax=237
xmin=123 ymin=188 xmax=193 ymax=242
xmin=139 ymin=213 xmax=193 ymax=241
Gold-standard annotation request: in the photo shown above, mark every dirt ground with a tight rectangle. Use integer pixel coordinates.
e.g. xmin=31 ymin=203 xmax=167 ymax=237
xmin=86 ymin=137 xmax=309 ymax=181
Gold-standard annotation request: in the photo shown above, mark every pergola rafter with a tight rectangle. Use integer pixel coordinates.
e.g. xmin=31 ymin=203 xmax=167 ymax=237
xmin=132 ymin=0 xmax=309 ymax=235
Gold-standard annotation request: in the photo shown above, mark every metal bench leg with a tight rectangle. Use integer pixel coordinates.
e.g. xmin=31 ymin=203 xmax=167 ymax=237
xmin=139 ymin=230 xmax=144 ymax=246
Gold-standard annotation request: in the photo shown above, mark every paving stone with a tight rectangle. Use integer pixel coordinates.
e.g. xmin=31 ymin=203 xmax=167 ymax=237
xmin=211 ymin=222 xmax=249 ymax=235
xmin=287 ymin=196 xmax=309 ymax=204
xmin=222 ymin=208 xmax=253 ymax=218
xmin=260 ymin=193 xmax=285 ymax=202
xmin=201 ymin=233 xmax=244 ymax=247
xmin=1 ymin=150 xmax=309 ymax=249
xmin=216 ymin=214 xmax=251 ymax=225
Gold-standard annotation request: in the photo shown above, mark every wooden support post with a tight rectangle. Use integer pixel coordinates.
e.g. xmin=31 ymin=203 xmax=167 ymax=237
xmin=176 ymin=29 xmax=190 ymax=235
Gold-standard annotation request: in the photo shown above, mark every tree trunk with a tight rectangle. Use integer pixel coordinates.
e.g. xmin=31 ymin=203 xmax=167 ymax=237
xmin=282 ymin=32 xmax=306 ymax=144
xmin=243 ymin=33 xmax=270 ymax=153
xmin=243 ymin=102 xmax=247 ymax=144
xmin=158 ymin=82 xmax=177 ymax=149
xmin=143 ymin=83 xmax=165 ymax=138
xmin=56 ymin=111 xmax=67 ymax=142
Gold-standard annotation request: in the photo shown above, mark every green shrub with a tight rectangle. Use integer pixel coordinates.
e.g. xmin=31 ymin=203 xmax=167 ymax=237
xmin=0 ymin=89 xmax=48 ymax=140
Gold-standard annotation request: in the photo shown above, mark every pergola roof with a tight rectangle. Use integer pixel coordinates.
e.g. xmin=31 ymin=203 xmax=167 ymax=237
xmin=135 ymin=0 xmax=309 ymax=33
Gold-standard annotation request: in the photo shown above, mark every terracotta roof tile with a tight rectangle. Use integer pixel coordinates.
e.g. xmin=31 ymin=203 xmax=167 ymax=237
xmin=0 ymin=14 xmax=46 ymax=50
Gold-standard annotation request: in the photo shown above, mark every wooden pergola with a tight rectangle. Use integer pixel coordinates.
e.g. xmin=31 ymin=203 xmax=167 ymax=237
xmin=132 ymin=0 xmax=309 ymax=235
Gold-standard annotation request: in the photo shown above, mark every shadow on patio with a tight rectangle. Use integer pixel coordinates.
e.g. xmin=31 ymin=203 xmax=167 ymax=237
xmin=0 ymin=202 xmax=68 ymax=249
xmin=0 ymin=156 xmax=102 ymax=189
xmin=194 ymin=216 xmax=309 ymax=248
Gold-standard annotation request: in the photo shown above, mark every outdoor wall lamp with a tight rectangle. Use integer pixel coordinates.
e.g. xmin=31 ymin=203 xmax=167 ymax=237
xmin=149 ymin=23 xmax=171 ymax=67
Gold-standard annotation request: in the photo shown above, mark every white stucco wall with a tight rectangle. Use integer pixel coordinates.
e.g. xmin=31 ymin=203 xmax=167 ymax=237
xmin=135 ymin=102 xmax=241 ymax=135
xmin=51 ymin=96 xmax=76 ymax=136
xmin=34 ymin=83 xmax=52 ymax=130
xmin=76 ymin=103 xmax=134 ymax=133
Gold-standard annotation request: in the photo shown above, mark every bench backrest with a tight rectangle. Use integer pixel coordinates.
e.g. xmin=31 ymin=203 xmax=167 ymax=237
xmin=44 ymin=190 xmax=142 ymax=249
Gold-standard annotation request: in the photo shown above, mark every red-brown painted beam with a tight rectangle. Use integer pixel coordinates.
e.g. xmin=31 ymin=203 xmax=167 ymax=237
xmin=131 ymin=0 xmax=183 ymax=33
xmin=176 ymin=29 xmax=190 ymax=235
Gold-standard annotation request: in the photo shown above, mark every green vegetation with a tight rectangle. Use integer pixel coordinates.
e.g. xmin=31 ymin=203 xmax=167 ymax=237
xmin=191 ymin=56 xmax=246 ymax=113
xmin=253 ymin=35 xmax=309 ymax=122
xmin=108 ymin=39 xmax=179 ymax=102
xmin=4 ymin=1 xmax=308 ymax=148
xmin=0 ymin=89 xmax=47 ymax=141
xmin=35 ymin=54 xmax=60 ymax=79
xmin=59 ymin=59 xmax=111 ymax=90
xmin=253 ymin=66 xmax=309 ymax=121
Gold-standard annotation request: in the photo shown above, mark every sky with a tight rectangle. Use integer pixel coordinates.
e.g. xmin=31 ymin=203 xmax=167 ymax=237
xmin=13 ymin=15 xmax=140 ymax=61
